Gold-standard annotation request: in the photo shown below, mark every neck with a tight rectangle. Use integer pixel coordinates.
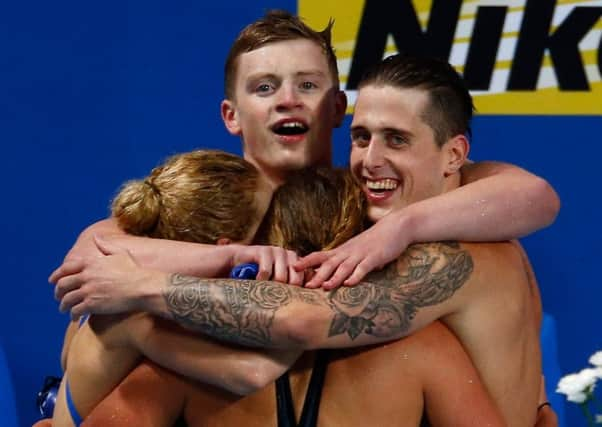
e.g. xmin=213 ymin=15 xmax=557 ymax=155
xmin=250 ymin=159 xmax=334 ymax=191
xmin=261 ymin=169 xmax=287 ymax=191
xmin=442 ymin=171 xmax=462 ymax=194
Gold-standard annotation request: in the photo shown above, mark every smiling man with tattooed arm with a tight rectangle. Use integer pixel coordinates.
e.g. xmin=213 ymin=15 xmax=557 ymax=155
xmin=53 ymin=54 xmax=545 ymax=426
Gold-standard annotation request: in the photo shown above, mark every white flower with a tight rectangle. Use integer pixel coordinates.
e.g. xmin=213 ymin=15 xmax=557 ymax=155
xmin=557 ymin=368 xmax=600 ymax=402
xmin=582 ymin=367 xmax=602 ymax=381
xmin=590 ymin=351 xmax=602 ymax=367
xmin=596 ymin=414 xmax=602 ymax=424
xmin=566 ymin=391 xmax=589 ymax=403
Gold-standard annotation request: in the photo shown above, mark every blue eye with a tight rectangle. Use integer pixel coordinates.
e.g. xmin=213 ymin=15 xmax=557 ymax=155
xmin=351 ymin=131 xmax=370 ymax=147
xmin=301 ymin=81 xmax=317 ymax=90
xmin=255 ymin=83 xmax=273 ymax=94
xmin=388 ymin=134 xmax=408 ymax=147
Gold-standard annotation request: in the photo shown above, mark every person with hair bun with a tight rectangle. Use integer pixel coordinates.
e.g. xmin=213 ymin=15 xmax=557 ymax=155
xmin=53 ymin=9 xmax=560 ymax=296
xmin=49 ymin=149 xmax=294 ymax=427
xmin=48 ymin=10 xmax=560 ymax=426
xmin=51 ymin=52 xmax=562 ymax=426
xmin=113 ymin=149 xmax=269 ymax=245
xmin=43 ymin=166 xmax=510 ymax=427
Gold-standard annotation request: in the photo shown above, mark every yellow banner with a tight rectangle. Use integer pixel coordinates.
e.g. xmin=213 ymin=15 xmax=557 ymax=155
xmin=299 ymin=0 xmax=602 ymax=115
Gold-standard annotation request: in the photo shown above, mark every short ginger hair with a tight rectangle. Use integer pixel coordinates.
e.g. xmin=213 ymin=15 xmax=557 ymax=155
xmin=224 ymin=9 xmax=339 ymax=100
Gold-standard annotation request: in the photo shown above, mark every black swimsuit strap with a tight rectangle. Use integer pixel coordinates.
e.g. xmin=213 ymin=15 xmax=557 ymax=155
xmin=420 ymin=415 xmax=432 ymax=427
xmin=276 ymin=373 xmax=297 ymax=427
xmin=298 ymin=350 xmax=329 ymax=427
xmin=275 ymin=350 xmax=330 ymax=427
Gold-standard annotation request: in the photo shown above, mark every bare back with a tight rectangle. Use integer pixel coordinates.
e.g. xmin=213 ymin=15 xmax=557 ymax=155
xmin=437 ymin=241 xmax=542 ymax=425
xmin=81 ymin=240 xmax=540 ymax=426
xmin=83 ymin=322 xmax=503 ymax=427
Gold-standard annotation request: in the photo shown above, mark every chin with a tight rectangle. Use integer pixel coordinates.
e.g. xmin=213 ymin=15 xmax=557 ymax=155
xmin=282 ymin=154 xmax=323 ymax=171
xmin=279 ymin=158 xmax=311 ymax=172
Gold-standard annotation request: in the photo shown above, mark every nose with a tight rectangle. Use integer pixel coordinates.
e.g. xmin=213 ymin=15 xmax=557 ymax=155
xmin=363 ymin=138 xmax=386 ymax=171
xmin=276 ymin=84 xmax=302 ymax=110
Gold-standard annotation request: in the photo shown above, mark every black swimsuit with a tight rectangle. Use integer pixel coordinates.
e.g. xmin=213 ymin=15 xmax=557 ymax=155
xmin=174 ymin=348 xmax=433 ymax=427
xmin=276 ymin=349 xmax=432 ymax=427
xmin=276 ymin=349 xmax=330 ymax=427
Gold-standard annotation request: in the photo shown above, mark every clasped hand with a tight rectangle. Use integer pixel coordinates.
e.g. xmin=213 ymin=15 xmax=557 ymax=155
xmin=294 ymin=213 xmax=412 ymax=289
xmin=49 ymin=236 xmax=161 ymax=319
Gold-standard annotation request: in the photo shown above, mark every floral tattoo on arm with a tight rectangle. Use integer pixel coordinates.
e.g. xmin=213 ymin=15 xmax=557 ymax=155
xmin=163 ymin=242 xmax=473 ymax=348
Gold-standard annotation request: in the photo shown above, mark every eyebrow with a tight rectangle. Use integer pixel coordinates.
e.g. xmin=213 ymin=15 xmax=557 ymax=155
xmin=295 ymin=70 xmax=328 ymax=79
xmin=383 ymin=127 xmax=413 ymax=137
xmin=245 ymin=72 xmax=278 ymax=83
xmin=350 ymin=125 xmax=415 ymax=139
xmin=245 ymin=70 xmax=327 ymax=81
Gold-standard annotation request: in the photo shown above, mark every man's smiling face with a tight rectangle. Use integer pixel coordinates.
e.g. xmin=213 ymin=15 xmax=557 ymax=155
xmin=350 ymin=84 xmax=451 ymax=222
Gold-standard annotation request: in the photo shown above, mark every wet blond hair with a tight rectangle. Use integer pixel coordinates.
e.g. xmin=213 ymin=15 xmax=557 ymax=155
xmin=256 ymin=167 xmax=366 ymax=255
xmin=111 ymin=150 xmax=263 ymax=244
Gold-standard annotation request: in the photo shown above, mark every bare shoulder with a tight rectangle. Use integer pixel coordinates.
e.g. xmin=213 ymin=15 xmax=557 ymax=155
xmin=397 ymin=321 xmax=471 ymax=361
xmin=459 ymin=240 xmax=524 ymax=260
xmin=382 ymin=240 xmax=529 ymax=302
xmin=368 ymin=241 xmax=475 ymax=290
xmin=363 ymin=240 xmax=529 ymax=301
xmin=458 ymin=240 xmax=529 ymax=282
xmin=453 ymin=241 xmax=540 ymax=330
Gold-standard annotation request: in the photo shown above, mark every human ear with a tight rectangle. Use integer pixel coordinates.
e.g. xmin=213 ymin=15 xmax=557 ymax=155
xmin=443 ymin=135 xmax=470 ymax=176
xmin=333 ymin=90 xmax=348 ymax=128
xmin=216 ymin=237 xmax=232 ymax=246
xmin=221 ymin=99 xmax=241 ymax=135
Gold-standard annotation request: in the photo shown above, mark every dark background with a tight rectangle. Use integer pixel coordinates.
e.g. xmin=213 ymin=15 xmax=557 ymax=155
xmin=1 ymin=1 xmax=600 ymax=426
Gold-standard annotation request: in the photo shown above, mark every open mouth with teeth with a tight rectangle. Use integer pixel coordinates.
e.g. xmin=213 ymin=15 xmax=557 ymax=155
xmin=366 ymin=179 xmax=399 ymax=192
xmin=364 ymin=178 xmax=400 ymax=200
xmin=272 ymin=121 xmax=309 ymax=136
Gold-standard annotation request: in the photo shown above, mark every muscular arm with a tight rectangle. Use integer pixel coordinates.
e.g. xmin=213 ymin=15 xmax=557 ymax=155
xmin=64 ymin=218 xmax=237 ymax=277
xmin=144 ymin=242 xmax=473 ymax=349
xmin=54 ymin=312 xmax=299 ymax=425
xmin=81 ymin=361 xmax=192 ymax=427
xmin=405 ymin=160 xmax=559 ymax=243
xmin=55 ymin=219 xmax=301 ymax=284
xmin=81 ymin=312 xmax=297 ymax=395
xmin=129 ymin=315 xmax=299 ymax=394
xmin=298 ymin=160 xmax=559 ymax=288
xmin=420 ymin=323 xmax=505 ymax=426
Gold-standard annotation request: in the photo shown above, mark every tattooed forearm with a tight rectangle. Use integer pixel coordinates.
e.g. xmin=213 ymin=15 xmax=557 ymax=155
xmin=327 ymin=242 xmax=473 ymax=341
xmin=164 ymin=275 xmax=324 ymax=347
xmin=162 ymin=242 xmax=473 ymax=349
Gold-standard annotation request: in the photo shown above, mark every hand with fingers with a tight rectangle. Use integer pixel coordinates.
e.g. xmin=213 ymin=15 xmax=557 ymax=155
xmin=230 ymin=244 xmax=305 ymax=286
xmin=49 ymin=235 xmax=164 ymax=319
xmin=63 ymin=218 xmax=124 ymax=262
xmin=294 ymin=213 xmax=412 ymax=290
